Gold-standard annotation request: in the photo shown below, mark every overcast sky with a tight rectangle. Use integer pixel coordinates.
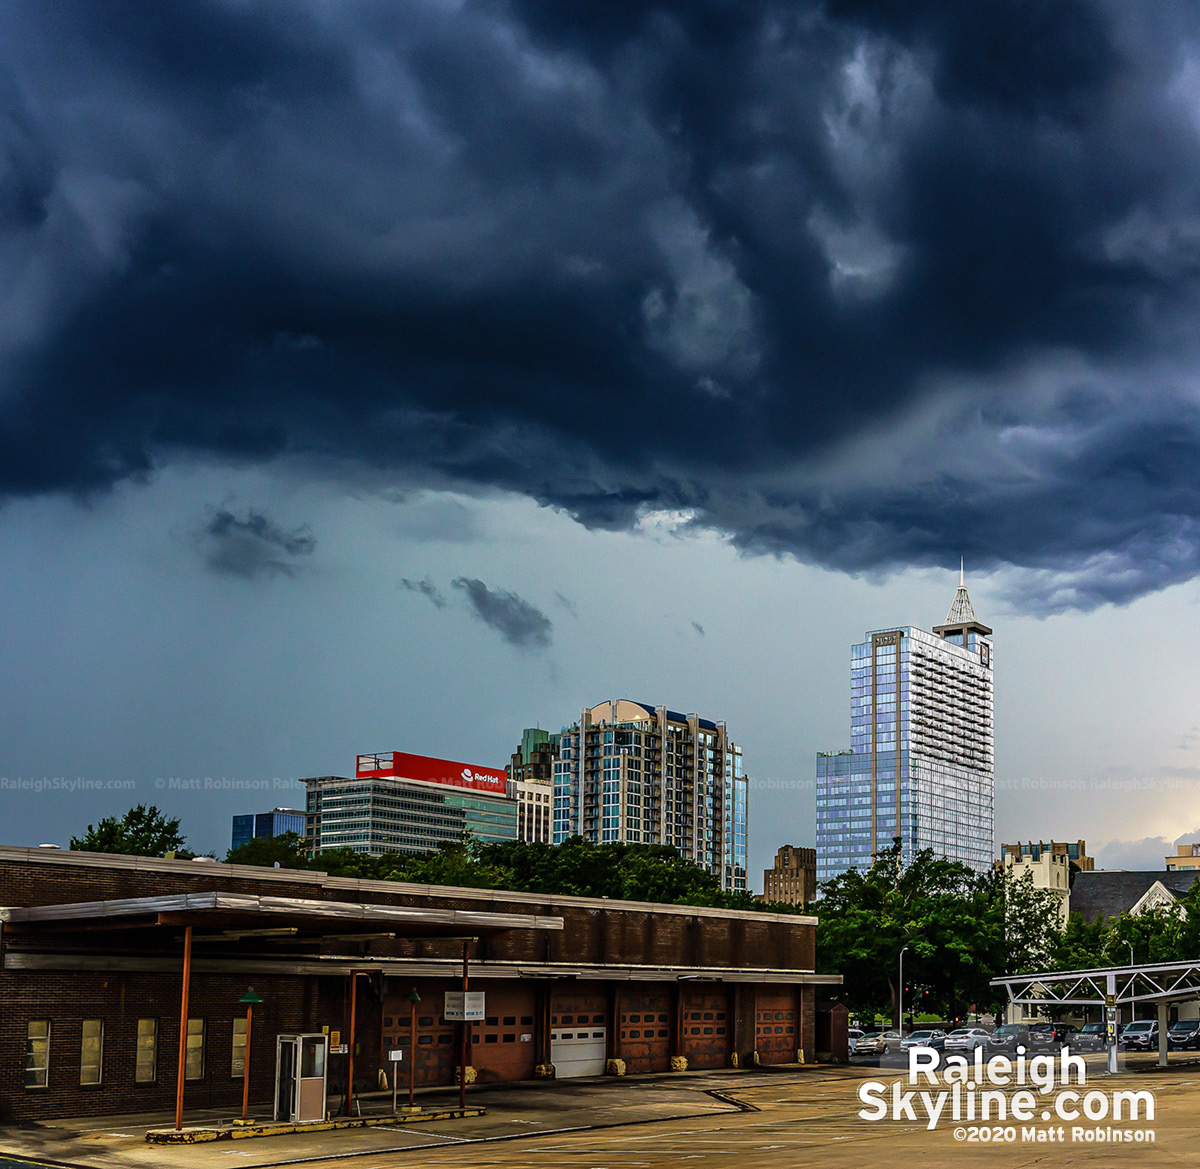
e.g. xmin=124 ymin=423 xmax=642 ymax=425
xmin=4 ymin=2 xmax=1200 ymax=882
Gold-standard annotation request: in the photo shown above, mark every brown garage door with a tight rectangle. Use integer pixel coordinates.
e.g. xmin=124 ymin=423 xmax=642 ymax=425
xmin=471 ymin=984 xmax=538 ymax=1083
xmin=756 ymin=987 xmax=798 ymax=1065
xmin=682 ymin=988 xmax=729 ymax=1070
xmin=382 ymin=982 xmax=459 ymax=1088
xmin=618 ymin=985 xmax=671 ymax=1073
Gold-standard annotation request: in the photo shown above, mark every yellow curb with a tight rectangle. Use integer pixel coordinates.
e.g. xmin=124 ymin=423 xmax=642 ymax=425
xmin=145 ymin=1107 xmax=486 ymax=1144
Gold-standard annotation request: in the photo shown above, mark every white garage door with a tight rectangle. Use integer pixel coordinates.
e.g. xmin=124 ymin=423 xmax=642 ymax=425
xmin=551 ymin=1026 xmax=607 ymax=1078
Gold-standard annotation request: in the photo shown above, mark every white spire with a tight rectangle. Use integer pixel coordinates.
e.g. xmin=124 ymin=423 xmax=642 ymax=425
xmin=945 ymin=562 xmax=977 ymax=624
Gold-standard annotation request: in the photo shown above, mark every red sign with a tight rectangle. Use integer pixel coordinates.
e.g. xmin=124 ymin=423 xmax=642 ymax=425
xmin=355 ymin=751 xmax=507 ymax=794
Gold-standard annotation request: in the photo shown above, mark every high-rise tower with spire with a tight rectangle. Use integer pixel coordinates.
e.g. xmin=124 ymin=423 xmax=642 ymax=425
xmin=815 ymin=570 xmax=995 ymax=882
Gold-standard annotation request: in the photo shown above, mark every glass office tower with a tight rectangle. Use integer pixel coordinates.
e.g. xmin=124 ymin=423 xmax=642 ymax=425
xmin=816 ymin=574 xmax=995 ymax=884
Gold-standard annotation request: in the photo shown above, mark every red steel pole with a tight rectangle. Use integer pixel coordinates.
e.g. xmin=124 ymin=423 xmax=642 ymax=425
xmin=174 ymin=925 xmax=193 ymax=1131
xmin=241 ymin=1004 xmax=253 ymax=1122
xmin=347 ymin=973 xmax=359 ymax=1117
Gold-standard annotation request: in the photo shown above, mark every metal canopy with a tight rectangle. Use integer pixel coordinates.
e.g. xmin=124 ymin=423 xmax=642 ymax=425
xmin=991 ymin=959 xmax=1200 ymax=1007
xmin=0 ymin=891 xmax=563 ymax=938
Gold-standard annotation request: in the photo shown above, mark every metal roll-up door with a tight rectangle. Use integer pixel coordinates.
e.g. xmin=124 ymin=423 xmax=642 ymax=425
xmin=381 ymin=982 xmax=458 ymax=1087
xmin=550 ymin=983 xmax=607 ymax=1078
xmin=682 ymin=988 xmax=730 ymax=1069
xmin=471 ymin=984 xmax=538 ymax=1082
xmin=756 ymin=986 xmax=799 ymax=1064
xmin=618 ymin=985 xmax=671 ymax=1073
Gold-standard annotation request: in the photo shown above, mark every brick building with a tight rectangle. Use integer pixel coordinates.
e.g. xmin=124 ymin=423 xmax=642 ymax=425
xmin=0 ymin=846 xmax=836 ymax=1123
xmin=762 ymin=846 xmax=817 ymax=907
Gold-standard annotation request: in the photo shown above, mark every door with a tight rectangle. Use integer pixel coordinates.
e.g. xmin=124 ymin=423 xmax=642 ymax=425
xmin=618 ymin=985 xmax=672 ymax=1073
xmin=297 ymin=1035 xmax=327 ymax=1121
xmin=551 ymin=983 xmax=607 ymax=1078
xmin=382 ymin=984 xmax=459 ymax=1087
xmin=682 ymin=988 xmax=730 ymax=1070
xmin=756 ymin=986 xmax=799 ymax=1065
xmin=274 ymin=1037 xmax=297 ymax=1122
xmin=470 ymin=984 xmax=538 ymax=1083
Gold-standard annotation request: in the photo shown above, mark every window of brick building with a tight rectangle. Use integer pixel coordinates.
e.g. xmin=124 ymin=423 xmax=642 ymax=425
xmin=185 ymin=1018 xmax=205 ymax=1080
xmin=136 ymin=1019 xmax=158 ymax=1083
xmin=25 ymin=1020 xmax=51 ymax=1089
xmin=80 ymin=1020 xmax=104 ymax=1085
xmin=232 ymin=1017 xmax=247 ymax=1077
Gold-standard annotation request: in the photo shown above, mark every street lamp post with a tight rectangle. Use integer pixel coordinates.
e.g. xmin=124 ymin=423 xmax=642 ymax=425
xmin=238 ymin=987 xmax=263 ymax=1124
xmin=898 ymin=945 xmax=911 ymax=1040
xmin=1127 ymin=942 xmax=1135 ymax=967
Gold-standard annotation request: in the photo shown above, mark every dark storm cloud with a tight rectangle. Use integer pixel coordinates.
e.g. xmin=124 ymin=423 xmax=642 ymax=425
xmin=5 ymin=1 xmax=1200 ymax=607
xmin=452 ymin=578 xmax=553 ymax=649
xmin=400 ymin=576 xmax=447 ymax=608
xmin=691 ymin=621 xmax=706 ymax=637
xmin=201 ymin=507 xmax=315 ymax=579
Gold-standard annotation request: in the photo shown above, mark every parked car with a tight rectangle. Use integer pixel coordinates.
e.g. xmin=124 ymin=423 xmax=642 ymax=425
xmin=1028 ymin=1021 xmax=1077 ymax=1050
xmin=1120 ymin=1021 xmax=1159 ymax=1050
xmin=1168 ymin=1020 xmax=1200 ymax=1050
xmin=848 ymin=1027 xmax=866 ymax=1054
xmin=987 ymin=1024 xmax=1031 ymax=1054
xmin=859 ymin=1029 xmax=901 ymax=1055
xmin=943 ymin=1027 xmax=991 ymax=1055
xmin=1073 ymin=1023 xmax=1108 ymax=1051
xmin=900 ymin=1029 xmax=946 ymax=1052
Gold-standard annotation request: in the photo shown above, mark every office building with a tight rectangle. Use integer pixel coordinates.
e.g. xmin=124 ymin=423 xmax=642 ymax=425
xmin=763 ymin=845 xmax=817 ymax=907
xmin=230 ymin=807 xmax=306 ymax=851
xmin=816 ymin=571 xmax=995 ymax=883
xmin=303 ymin=751 xmax=518 ymax=856
xmin=1167 ymin=844 xmax=1200 ymax=871
xmin=553 ymin=700 xmax=748 ymax=892
xmin=505 ymin=728 xmax=556 ymax=843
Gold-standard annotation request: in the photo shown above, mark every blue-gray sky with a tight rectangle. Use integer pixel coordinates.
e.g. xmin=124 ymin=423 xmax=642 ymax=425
xmin=3 ymin=2 xmax=1200 ymax=879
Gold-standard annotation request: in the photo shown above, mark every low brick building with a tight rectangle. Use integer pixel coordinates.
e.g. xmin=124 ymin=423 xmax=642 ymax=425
xmin=0 ymin=846 xmax=837 ymax=1122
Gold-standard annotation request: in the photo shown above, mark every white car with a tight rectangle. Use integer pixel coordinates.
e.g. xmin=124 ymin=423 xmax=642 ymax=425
xmin=848 ymin=1027 xmax=866 ymax=1054
xmin=899 ymin=1028 xmax=946 ymax=1051
xmin=943 ymin=1027 xmax=990 ymax=1054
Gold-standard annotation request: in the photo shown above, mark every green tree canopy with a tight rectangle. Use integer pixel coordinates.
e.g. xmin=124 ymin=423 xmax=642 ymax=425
xmin=70 ymin=804 xmax=186 ymax=857
xmin=225 ymin=831 xmax=309 ymax=869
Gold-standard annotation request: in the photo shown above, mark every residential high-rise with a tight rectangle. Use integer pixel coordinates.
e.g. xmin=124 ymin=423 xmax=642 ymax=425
xmin=816 ymin=572 xmax=995 ymax=883
xmin=303 ymin=751 xmax=518 ymax=856
xmin=552 ymin=700 xmax=748 ymax=892
xmin=507 ymin=727 xmax=560 ymax=785
xmin=762 ymin=845 xmax=817 ymax=907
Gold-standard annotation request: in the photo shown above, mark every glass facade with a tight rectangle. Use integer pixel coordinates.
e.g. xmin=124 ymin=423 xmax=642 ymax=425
xmin=816 ymin=599 xmax=995 ymax=884
xmin=304 ymin=776 xmax=519 ymax=856
xmin=552 ymin=700 xmax=748 ymax=892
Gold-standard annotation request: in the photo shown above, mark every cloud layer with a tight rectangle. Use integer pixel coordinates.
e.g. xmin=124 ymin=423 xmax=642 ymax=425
xmin=201 ymin=506 xmax=315 ymax=578
xmin=5 ymin=2 xmax=1200 ymax=608
xmin=452 ymin=578 xmax=553 ymax=650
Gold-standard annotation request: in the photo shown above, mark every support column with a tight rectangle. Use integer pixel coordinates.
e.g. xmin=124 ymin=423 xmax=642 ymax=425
xmin=1107 ymin=973 xmax=1119 ymax=1076
xmin=459 ymin=942 xmax=469 ymax=1110
xmin=1158 ymin=1002 xmax=1169 ymax=1068
xmin=347 ymin=972 xmax=360 ymax=1117
xmin=174 ymin=925 xmax=193 ymax=1132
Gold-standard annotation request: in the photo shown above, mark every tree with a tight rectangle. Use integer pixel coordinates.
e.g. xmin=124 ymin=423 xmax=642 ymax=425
xmin=226 ymin=831 xmax=309 ymax=869
xmin=815 ymin=842 xmax=1067 ymax=1023
xmin=70 ymin=804 xmax=186 ymax=857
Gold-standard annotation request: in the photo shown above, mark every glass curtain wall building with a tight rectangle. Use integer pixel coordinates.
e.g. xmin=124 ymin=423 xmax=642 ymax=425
xmin=552 ymin=699 xmax=749 ymax=892
xmin=816 ymin=574 xmax=995 ymax=884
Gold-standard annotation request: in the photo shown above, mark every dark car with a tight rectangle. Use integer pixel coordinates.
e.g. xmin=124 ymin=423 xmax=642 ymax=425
xmin=987 ymin=1024 xmax=1031 ymax=1055
xmin=1168 ymin=1020 xmax=1200 ymax=1050
xmin=1025 ymin=1022 xmax=1069 ymax=1052
xmin=1074 ymin=1023 xmax=1108 ymax=1051
xmin=1120 ymin=1021 xmax=1159 ymax=1050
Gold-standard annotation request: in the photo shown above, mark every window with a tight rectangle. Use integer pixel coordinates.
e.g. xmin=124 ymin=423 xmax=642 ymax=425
xmin=26 ymin=1020 xmax=51 ymax=1089
xmin=185 ymin=1018 xmax=205 ymax=1080
xmin=136 ymin=1019 xmax=158 ymax=1083
xmin=232 ymin=1017 xmax=247 ymax=1077
xmin=80 ymin=1020 xmax=104 ymax=1085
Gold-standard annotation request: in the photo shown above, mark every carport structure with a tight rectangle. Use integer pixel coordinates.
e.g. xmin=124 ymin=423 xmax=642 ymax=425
xmin=992 ymin=959 xmax=1200 ymax=1073
xmin=1 ymin=890 xmax=563 ymax=1128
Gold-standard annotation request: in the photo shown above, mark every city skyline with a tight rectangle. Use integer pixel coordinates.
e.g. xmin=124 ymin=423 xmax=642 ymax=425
xmin=4 ymin=4 xmax=1200 ymax=885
